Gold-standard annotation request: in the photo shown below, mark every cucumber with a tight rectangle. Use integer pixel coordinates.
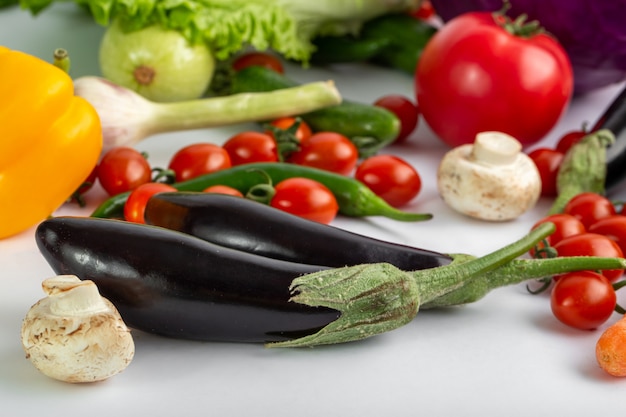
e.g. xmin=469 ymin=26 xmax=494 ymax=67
xmin=229 ymin=66 xmax=400 ymax=156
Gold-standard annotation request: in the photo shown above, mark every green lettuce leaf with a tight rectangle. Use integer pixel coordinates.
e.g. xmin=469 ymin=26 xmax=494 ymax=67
xmin=19 ymin=0 xmax=415 ymax=61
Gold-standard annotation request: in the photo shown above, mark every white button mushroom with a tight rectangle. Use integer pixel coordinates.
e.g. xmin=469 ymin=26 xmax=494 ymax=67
xmin=21 ymin=275 xmax=135 ymax=383
xmin=437 ymin=131 xmax=541 ymax=221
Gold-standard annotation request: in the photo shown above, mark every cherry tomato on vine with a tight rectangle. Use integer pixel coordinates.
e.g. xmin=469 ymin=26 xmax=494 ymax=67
xmin=270 ymin=177 xmax=339 ymax=224
xmin=555 ymin=127 xmax=588 ymax=155
xmin=550 ymin=270 xmax=617 ymax=330
xmin=98 ymin=147 xmax=151 ymax=196
xmin=232 ymin=52 xmax=284 ymax=74
xmin=203 ymin=185 xmax=244 ymax=197
xmin=222 ymin=131 xmax=278 ymax=166
xmin=415 ymin=10 xmax=573 ymax=147
xmin=531 ymin=213 xmax=585 ymax=250
xmin=553 ymin=233 xmax=624 ymax=282
xmin=267 ymin=117 xmax=312 ymax=143
xmin=355 ymin=155 xmax=422 ymax=207
xmin=373 ymin=95 xmax=419 ymax=143
xmin=288 ymin=132 xmax=358 ymax=175
xmin=527 ymin=148 xmax=564 ymax=197
xmin=69 ymin=165 xmax=99 ymax=206
xmin=563 ymin=192 xmax=616 ymax=228
xmin=589 ymin=215 xmax=626 ymax=255
xmin=124 ymin=182 xmax=177 ymax=224
xmin=168 ymin=143 xmax=231 ymax=182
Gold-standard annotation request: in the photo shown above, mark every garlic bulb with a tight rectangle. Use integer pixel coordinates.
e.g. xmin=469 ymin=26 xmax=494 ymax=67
xmin=21 ymin=275 xmax=134 ymax=383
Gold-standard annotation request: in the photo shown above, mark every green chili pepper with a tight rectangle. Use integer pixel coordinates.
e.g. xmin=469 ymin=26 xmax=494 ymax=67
xmin=91 ymin=163 xmax=432 ymax=222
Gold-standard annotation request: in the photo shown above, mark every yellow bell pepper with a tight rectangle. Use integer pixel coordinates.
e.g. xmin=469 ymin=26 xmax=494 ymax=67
xmin=0 ymin=46 xmax=102 ymax=239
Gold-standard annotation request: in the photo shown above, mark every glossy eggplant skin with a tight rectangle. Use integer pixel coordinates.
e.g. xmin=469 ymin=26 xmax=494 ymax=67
xmin=35 ymin=216 xmax=340 ymax=343
xmin=145 ymin=192 xmax=453 ymax=270
xmin=594 ymin=85 xmax=626 ymax=191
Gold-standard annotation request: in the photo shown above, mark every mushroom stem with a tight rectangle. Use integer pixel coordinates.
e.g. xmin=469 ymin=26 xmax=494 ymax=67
xmin=43 ymin=275 xmax=108 ymax=316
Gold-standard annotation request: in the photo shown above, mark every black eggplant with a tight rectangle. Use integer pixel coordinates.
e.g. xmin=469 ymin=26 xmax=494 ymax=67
xmin=35 ymin=216 xmax=340 ymax=343
xmin=144 ymin=192 xmax=453 ymax=270
xmin=594 ymin=85 xmax=626 ymax=191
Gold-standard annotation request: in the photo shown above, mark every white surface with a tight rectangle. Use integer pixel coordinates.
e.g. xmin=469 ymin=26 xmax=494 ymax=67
xmin=2 ymin=4 xmax=626 ymax=416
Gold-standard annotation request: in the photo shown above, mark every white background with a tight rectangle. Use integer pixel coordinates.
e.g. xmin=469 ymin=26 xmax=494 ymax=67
xmin=2 ymin=4 xmax=626 ymax=416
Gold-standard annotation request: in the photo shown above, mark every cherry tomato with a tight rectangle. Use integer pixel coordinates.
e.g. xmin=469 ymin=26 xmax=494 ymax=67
xmin=124 ymin=183 xmax=177 ymax=224
xmin=373 ymin=95 xmax=419 ymax=143
xmin=415 ymin=11 xmax=573 ymax=147
xmin=589 ymin=215 xmax=626 ymax=255
xmin=69 ymin=165 xmax=99 ymax=205
xmin=97 ymin=147 xmax=151 ymax=196
xmin=168 ymin=143 xmax=231 ymax=182
xmin=355 ymin=155 xmax=422 ymax=207
xmin=203 ymin=185 xmax=244 ymax=197
xmin=527 ymin=148 xmax=564 ymax=197
xmin=532 ymin=213 xmax=586 ymax=247
xmin=232 ymin=52 xmax=284 ymax=74
xmin=222 ymin=131 xmax=278 ymax=166
xmin=555 ymin=128 xmax=588 ymax=154
xmin=550 ymin=270 xmax=617 ymax=330
xmin=553 ymin=233 xmax=624 ymax=282
xmin=563 ymin=192 xmax=616 ymax=229
xmin=410 ymin=0 xmax=435 ymax=20
xmin=268 ymin=117 xmax=312 ymax=143
xmin=270 ymin=178 xmax=339 ymax=224
xmin=288 ymin=132 xmax=358 ymax=175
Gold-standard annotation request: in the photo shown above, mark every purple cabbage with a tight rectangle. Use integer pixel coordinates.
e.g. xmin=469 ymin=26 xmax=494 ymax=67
xmin=430 ymin=0 xmax=626 ymax=94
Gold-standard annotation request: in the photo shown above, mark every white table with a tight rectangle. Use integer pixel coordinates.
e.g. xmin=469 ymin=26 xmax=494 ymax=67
xmin=1 ymin=4 xmax=625 ymax=416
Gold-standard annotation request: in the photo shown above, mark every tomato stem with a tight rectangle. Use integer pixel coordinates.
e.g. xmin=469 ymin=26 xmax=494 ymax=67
xmin=264 ymin=118 xmax=303 ymax=162
xmin=492 ymin=0 xmax=544 ymax=38
xmin=244 ymin=169 xmax=276 ymax=204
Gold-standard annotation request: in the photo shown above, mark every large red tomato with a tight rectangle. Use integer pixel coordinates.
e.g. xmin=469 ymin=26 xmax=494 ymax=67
xmin=415 ymin=11 xmax=573 ymax=147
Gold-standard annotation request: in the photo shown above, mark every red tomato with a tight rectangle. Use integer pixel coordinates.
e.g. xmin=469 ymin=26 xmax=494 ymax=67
xmin=527 ymin=148 xmax=564 ymax=197
xmin=355 ymin=155 xmax=422 ymax=207
xmin=532 ymin=213 xmax=586 ymax=247
xmin=589 ymin=215 xmax=626 ymax=255
xmin=268 ymin=117 xmax=312 ymax=143
xmin=222 ymin=131 xmax=278 ymax=166
xmin=555 ymin=128 xmax=588 ymax=154
xmin=270 ymin=178 xmax=339 ymax=224
xmin=288 ymin=132 xmax=358 ymax=175
xmin=410 ymin=0 xmax=435 ymax=20
xmin=168 ymin=143 xmax=231 ymax=182
xmin=563 ymin=192 xmax=616 ymax=229
xmin=98 ymin=147 xmax=151 ymax=196
xmin=232 ymin=52 xmax=284 ymax=74
xmin=553 ymin=233 xmax=624 ymax=282
xmin=550 ymin=271 xmax=617 ymax=330
xmin=124 ymin=183 xmax=177 ymax=224
xmin=203 ymin=185 xmax=244 ymax=197
xmin=373 ymin=95 xmax=419 ymax=143
xmin=69 ymin=165 xmax=99 ymax=205
xmin=415 ymin=11 xmax=573 ymax=147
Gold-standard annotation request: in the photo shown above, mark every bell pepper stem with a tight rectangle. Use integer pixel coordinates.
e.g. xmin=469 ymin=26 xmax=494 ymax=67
xmin=52 ymin=48 xmax=70 ymax=74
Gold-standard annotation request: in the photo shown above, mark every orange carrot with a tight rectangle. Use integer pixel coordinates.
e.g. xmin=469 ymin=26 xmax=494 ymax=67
xmin=596 ymin=315 xmax=626 ymax=377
